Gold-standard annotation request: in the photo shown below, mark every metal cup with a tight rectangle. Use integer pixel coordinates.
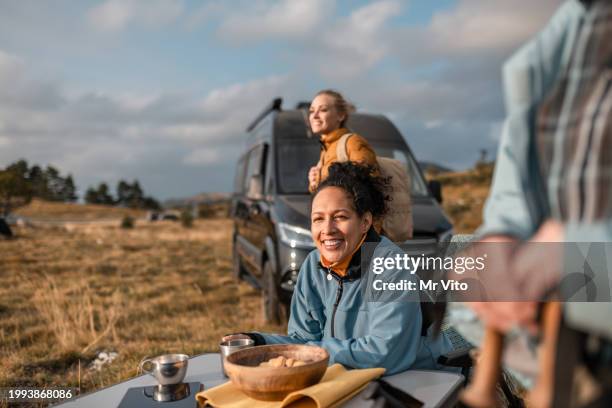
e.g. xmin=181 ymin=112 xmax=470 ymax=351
xmin=139 ymin=354 xmax=189 ymax=386
xmin=219 ymin=338 xmax=254 ymax=377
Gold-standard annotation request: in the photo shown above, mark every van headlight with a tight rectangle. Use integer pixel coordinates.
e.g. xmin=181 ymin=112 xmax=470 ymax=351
xmin=278 ymin=223 xmax=315 ymax=249
xmin=438 ymin=228 xmax=454 ymax=243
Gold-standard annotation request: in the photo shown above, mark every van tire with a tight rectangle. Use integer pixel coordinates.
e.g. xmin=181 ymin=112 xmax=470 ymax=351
xmin=262 ymin=261 xmax=282 ymax=325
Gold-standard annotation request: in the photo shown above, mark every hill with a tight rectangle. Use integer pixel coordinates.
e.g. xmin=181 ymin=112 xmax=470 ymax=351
xmin=14 ymin=199 xmax=145 ymax=222
xmin=163 ymin=192 xmax=231 ymax=209
xmin=419 ymin=161 xmax=453 ymax=175
xmin=428 ymin=162 xmax=494 ymax=234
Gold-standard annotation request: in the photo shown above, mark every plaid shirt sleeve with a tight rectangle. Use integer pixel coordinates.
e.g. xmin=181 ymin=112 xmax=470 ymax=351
xmin=478 ymin=0 xmax=585 ymax=240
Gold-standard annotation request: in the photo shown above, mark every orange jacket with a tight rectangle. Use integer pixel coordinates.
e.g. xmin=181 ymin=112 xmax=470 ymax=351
xmin=309 ymin=127 xmax=378 ymax=193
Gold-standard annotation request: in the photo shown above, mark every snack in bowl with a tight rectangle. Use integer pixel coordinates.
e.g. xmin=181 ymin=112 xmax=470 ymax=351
xmin=259 ymin=356 xmax=307 ymax=368
xmin=223 ymin=344 xmax=329 ymax=401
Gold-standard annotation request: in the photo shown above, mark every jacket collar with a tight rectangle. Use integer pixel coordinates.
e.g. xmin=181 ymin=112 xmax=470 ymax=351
xmin=320 ymin=127 xmax=350 ymax=149
xmin=318 ymin=227 xmax=381 ymax=281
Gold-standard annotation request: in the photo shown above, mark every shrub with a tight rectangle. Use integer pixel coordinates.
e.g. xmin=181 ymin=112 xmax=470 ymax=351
xmin=120 ymin=215 xmax=134 ymax=229
xmin=180 ymin=210 xmax=193 ymax=228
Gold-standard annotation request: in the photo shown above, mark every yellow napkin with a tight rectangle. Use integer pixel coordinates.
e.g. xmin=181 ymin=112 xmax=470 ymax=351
xmin=195 ymin=364 xmax=385 ymax=408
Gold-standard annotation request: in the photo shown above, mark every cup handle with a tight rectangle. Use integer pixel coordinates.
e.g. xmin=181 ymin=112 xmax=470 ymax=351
xmin=138 ymin=357 xmax=154 ymax=375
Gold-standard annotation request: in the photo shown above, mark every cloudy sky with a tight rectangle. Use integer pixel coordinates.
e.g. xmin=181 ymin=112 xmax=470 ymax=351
xmin=0 ymin=0 xmax=563 ymax=200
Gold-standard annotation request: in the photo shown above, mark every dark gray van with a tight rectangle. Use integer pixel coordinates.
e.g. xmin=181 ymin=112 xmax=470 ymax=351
xmin=231 ymin=98 xmax=453 ymax=323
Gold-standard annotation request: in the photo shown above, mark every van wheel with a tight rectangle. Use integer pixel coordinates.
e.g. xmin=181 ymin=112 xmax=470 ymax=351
xmin=262 ymin=261 xmax=283 ymax=325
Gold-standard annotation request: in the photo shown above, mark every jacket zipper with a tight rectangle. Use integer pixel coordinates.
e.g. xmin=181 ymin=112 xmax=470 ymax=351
xmin=329 ymin=269 xmax=344 ymax=338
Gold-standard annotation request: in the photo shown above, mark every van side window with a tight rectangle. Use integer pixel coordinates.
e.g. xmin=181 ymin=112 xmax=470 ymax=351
xmin=234 ymin=155 xmax=247 ymax=194
xmin=244 ymin=144 xmax=267 ymax=192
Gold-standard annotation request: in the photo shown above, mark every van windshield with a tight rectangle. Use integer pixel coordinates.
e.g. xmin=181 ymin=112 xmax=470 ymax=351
xmin=276 ymin=141 xmax=430 ymax=196
xmin=276 ymin=141 xmax=320 ymax=194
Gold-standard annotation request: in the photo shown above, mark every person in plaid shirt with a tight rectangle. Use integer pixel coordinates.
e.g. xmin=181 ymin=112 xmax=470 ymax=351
xmin=471 ymin=0 xmax=611 ymax=405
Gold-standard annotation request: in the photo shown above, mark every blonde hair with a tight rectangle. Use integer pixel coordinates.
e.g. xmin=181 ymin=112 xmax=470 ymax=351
xmin=314 ymin=89 xmax=355 ymax=127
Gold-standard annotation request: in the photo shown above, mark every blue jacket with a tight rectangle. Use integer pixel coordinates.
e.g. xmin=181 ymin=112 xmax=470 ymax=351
xmin=256 ymin=234 xmax=455 ymax=375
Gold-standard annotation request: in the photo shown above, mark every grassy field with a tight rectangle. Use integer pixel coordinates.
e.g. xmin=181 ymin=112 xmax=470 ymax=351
xmin=0 ymin=217 xmax=284 ymax=404
xmin=15 ymin=199 xmax=146 ymax=222
xmin=429 ymin=164 xmax=493 ymax=234
xmin=0 ymin=168 xmax=491 ymax=406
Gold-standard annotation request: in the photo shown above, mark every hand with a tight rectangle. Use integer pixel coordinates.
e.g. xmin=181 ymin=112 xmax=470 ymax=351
xmin=449 ymin=235 xmax=521 ymax=301
xmin=465 ymin=222 xmax=564 ymax=334
xmin=468 ymin=301 xmax=538 ymax=335
xmin=461 ymin=235 xmax=530 ymax=334
xmin=308 ymin=164 xmax=321 ymax=190
xmin=221 ymin=333 xmax=251 ymax=342
xmin=513 ymin=219 xmax=564 ymax=301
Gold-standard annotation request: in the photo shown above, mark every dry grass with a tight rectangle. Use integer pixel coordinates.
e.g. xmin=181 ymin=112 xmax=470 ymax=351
xmin=0 ymin=219 xmax=284 ymax=398
xmin=14 ymin=199 xmax=146 ymax=221
xmin=428 ymin=164 xmax=493 ymax=234
xmin=0 ymin=173 xmax=490 ymax=403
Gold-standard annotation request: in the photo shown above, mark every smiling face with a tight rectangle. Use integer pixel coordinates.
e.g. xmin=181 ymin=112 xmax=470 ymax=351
xmin=311 ymin=186 xmax=372 ymax=264
xmin=309 ymin=93 xmax=346 ymax=135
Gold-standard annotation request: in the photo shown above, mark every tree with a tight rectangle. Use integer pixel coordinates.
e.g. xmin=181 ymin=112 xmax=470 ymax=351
xmin=84 ymin=187 xmax=98 ymax=205
xmin=0 ymin=166 xmax=32 ymax=216
xmin=84 ymin=183 xmax=114 ymax=205
xmin=115 ymin=179 xmax=155 ymax=208
xmin=6 ymin=159 xmax=29 ymax=178
xmin=28 ymin=165 xmax=49 ymax=199
xmin=60 ymin=175 xmax=78 ymax=202
xmin=116 ymin=180 xmax=131 ymax=206
xmin=44 ymin=165 xmax=64 ymax=201
xmin=0 ymin=159 xmax=78 ymax=209
xmin=142 ymin=196 xmax=161 ymax=210
xmin=130 ymin=180 xmax=144 ymax=208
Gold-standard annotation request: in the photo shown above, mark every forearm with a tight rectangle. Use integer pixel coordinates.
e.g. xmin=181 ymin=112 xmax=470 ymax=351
xmin=252 ymin=332 xmax=308 ymax=345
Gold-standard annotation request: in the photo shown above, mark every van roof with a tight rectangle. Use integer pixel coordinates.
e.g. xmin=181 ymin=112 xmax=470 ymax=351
xmin=274 ymin=110 xmax=408 ymax=145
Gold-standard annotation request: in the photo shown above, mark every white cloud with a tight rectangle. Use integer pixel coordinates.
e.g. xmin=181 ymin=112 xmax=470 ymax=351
xmin=487 ymin=121 xmax=504 ymax=142
xmin=183 ymin=149 xmax=224 ymax=166
xmin=0 ymin=1 xmax=567 ymax=196
xmin=425 ymin=120 xmax=444 ymax=129
xmin=87 ymin=0 xmax=184 ymax=32
xmin=390 ymin=0 xmax=562 ymax=66
xmin=199 ymin=75 xmax=288 ymax=114
xmin=162 ymin=123 xmax=229 ymax=143
xmin=216 ymin=0 xmax=329 ymax=43
xmin=0 ymin=50 xmax=25 ymax=79
xmin=87 ymin=0 xmax=131 ymax=32
xmin=0 ymin=54 xmax=291 ymax=197
xmin=427 ymin=0 xmax=562 ymax=54
xmin=315 ymin=0 xmax=402 ymax=79
xmin=186 ymin=1 xmax=227 ymax=30
xmin=115 ymin=92 xmax=160 ymax=111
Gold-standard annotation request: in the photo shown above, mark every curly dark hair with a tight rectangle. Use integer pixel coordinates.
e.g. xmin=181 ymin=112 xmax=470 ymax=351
xmin=314 ymin=162 xmax=389 ymax=218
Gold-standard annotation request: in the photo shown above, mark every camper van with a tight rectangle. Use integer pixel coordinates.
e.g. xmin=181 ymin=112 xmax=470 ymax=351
xmin=231 ymin=98 xmax=453 ymax=323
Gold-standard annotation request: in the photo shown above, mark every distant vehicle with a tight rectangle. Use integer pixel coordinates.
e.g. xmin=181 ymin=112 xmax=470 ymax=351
xmin=146 ymin=210 xmax=180 ymax=221
xmin=161 ymin=212 xmax=180 ymax=221
xmin=0 ymin=217 xmax=12 ymax=239
xmin=231 ymin=98 xmax=453 ymax=323
xmin=146 ymin=211 xmax=160 ymax=221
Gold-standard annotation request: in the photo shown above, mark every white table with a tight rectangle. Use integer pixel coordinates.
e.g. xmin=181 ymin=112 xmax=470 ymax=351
xmin=55 ymin=354 xmax=463 ymax=408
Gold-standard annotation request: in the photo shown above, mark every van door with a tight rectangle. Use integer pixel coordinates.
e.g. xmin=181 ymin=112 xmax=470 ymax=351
xmin=237 ymin=143 xmax=268 ymax=278
xmin=247 ymin=143 xmax=270 ymax=280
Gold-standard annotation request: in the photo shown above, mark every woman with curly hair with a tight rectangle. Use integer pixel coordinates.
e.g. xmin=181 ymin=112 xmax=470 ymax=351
xmin=224 ymin=162 xmax=453 ymax=374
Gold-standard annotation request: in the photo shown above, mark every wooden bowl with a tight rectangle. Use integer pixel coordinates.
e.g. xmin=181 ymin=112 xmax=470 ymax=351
xmin=224 ymin=344 xmax=329 ymax=401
